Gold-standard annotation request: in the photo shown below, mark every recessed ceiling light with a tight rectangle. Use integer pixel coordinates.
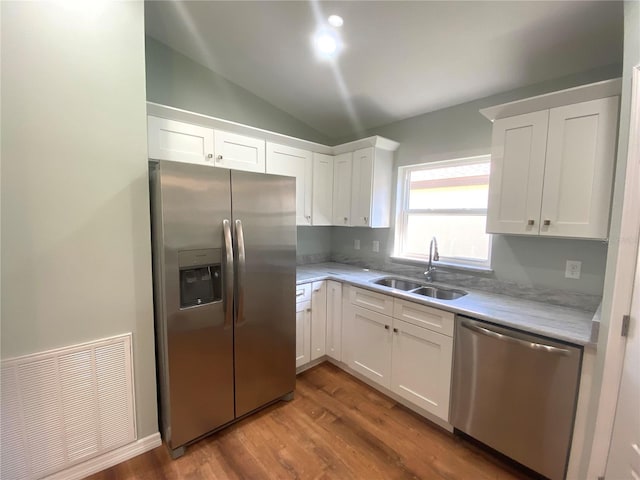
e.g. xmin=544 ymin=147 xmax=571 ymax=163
xmin=313 ymin=28 xmax=342 ymax=59
xmin=328 ymin=15 xmax=344 ymax=27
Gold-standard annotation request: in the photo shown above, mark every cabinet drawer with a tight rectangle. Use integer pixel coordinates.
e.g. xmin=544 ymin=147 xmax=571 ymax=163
xmin=295 ymin=283 xmax=312 ymax=303
xmin=393 ymin=299 xmax=454 ymax=337
xmin=349 ymin=287 xmax=394 ymax=316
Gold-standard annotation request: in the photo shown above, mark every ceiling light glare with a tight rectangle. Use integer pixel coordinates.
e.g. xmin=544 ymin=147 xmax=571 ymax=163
xmin=313 ymin=29 xmax=341 ymax=58
xmin=328 ymin=15 xmax=344 ymax=27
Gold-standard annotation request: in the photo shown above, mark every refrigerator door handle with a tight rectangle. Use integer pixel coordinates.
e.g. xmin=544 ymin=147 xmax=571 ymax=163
xmin=234 ymin=219 xmax=246 ymax=326
xmin=222 ymin=219 xmax=234 ymax=329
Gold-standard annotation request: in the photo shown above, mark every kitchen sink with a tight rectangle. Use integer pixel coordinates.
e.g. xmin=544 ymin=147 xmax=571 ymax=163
xmin=371 ymin=277 xmax=468 ymax=300
xmin=412 ymin=286 xmax=467 ymax=300
xmin=372 ymin=277 xmax=423 ymax=291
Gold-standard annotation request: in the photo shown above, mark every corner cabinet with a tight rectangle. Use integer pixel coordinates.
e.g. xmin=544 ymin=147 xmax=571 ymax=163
xmin=266 ymin=142 xmax=313 ymax=226
xmin=486 ymin=94 xmax=619 ymax=239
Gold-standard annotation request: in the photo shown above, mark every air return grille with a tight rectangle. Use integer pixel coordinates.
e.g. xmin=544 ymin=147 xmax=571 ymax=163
xmin=1 ymin=334 xmax=135 ymax=479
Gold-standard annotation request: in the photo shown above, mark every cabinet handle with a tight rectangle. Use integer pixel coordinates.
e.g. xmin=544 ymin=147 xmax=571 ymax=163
xmin=527 ymin=219 xmax=535 ymax=226
xmin=207 ymin=153 xmax=213 ymax=159
xmin=306 ymin=308 xmax=311 ymax=313
xmin=384 ymin=325 xmax=390 ymax=330
xmin=543 ymin=219 xmax=551 ymax=226
xmin=313 ymin=289 xmax=320 ymax=293
xmin=296 ymin=290 xmax=304 ymax=297
xmin=393 ymin=328 xmax=398 ymax=333
xmin=344 ymin=217 xmax=348 ymax=224
xmin=364 ymin=217 xmax=368 ymax=224
xmin=216 ymin=154 xmax=223 ymax=160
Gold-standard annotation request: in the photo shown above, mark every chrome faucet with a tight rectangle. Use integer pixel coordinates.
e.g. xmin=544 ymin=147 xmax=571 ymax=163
xmin=424 ymin=237 xmax=439 ymax=281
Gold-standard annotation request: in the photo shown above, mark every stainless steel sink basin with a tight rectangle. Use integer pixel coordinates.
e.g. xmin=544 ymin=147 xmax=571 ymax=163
xmin=373 ymin=277 xmax=423 ymax=291
xmin=412 ymin=286 xmax=467 ymax=300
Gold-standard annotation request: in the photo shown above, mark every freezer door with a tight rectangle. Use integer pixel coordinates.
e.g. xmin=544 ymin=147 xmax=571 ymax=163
xmin=231 ymin=170 xmax=296 ymax=417
xmin=154 ymin=161 xmax=235 ymax=449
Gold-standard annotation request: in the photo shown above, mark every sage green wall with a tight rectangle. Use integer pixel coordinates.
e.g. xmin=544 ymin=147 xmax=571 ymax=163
xmin=580 ymin=2 xmax=640 ymax=477
xmin=330 ymin=64 xmax=621 ymax=295
xmin=297 ymin=227 xmax=332 ymax=258
xmin=145 ymin=36 xmax=330 ymax=144
xmin=1 ymin=2 xmax=158 ymax=437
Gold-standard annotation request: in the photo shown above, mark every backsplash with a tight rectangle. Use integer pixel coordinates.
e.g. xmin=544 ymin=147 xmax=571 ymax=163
xmin=330 ymin=253 xmax=602 ymax=313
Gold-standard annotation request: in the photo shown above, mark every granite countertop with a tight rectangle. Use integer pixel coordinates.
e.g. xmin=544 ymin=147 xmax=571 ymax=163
xmin=297 ymin=262 xmax=598 ymax=347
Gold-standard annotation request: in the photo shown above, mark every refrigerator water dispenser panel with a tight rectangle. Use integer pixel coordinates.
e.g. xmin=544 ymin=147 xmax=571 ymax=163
xmin=178 ymin=249 xmax=222 ymax=308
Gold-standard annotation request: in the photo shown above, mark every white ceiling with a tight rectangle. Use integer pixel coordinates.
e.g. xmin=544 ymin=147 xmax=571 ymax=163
xmin=144 ymin=1 xmax=623 ymax=139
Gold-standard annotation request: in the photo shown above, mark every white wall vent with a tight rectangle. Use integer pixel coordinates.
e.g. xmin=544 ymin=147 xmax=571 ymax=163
xmin=1 ymin=334 xmax=136 ymax=480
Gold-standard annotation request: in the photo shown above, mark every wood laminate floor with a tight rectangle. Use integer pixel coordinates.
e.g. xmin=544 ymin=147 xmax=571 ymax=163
xmin=87 ymin=363 xmax=536 ymax=479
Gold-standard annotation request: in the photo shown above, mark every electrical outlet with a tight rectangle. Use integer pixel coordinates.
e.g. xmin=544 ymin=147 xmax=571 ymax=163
xmin=354 ymin=239 xmax=360 ymax=250
xmin=565 ymin=260 xmax=582 ymax=279
xmin=372 ymin=240 xmax=380 ymax=252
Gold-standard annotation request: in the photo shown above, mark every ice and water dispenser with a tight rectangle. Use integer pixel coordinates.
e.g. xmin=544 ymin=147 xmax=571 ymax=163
xmin=177 ymin=249 xmax=222 ymax=308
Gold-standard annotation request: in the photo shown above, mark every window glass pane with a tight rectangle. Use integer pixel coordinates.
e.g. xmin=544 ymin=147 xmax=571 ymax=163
xmin=408 ymin=162 xmax=489 ymax=210
xmin=404 ymin=214 xmax=490 ymax=261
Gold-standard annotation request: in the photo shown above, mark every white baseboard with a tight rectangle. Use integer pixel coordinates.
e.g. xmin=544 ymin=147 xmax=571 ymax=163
xmin=42 ymin=432 xmax=162 ymax=480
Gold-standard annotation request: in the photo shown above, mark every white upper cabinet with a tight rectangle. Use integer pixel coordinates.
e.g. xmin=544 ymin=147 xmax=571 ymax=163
xmin=213 ymin=130 xmax=265 ymax=173
xmin=332 ymin=152 xmax=353 ymax=226
xmin=266 ymin=142 xmax=313 ymax=225
xmin=350 ymin=147 xmax=393 ymax=228
xmin=148 ymin=116 xmax=215 ymax=165
xmin=312 ymin=153 xmax=334 ymax=226
xmin=539 ymin=97 xmax=618 ymax=239
xmin=485 ymin=89 xmax=619 ymax=240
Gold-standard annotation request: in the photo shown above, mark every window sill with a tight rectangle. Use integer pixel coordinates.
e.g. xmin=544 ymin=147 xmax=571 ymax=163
xmin=390 ymin=255 xmax=494 ymax=275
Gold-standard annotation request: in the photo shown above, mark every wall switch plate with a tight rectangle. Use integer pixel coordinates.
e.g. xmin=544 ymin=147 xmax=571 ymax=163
xmin=372 ymin=241 xmax=380 ymax=252
xmin=354 ymin=239 xmax=360 ymax=250
xmin=565 ymin=260 xmax=582 ymax=279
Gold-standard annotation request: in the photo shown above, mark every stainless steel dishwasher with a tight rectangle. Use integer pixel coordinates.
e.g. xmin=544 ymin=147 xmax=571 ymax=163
xmin=451 ymin=316 xmax=582 ymax=480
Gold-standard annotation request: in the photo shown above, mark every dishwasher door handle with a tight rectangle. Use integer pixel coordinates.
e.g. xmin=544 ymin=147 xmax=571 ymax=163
xmin=460 ymin=320 xmax=571 ymax=356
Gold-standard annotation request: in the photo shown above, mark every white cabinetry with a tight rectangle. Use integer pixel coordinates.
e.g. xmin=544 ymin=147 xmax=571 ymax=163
xmin=332 ymin=152 xmax=353 ymax=226
xmin=326 ymin=281 xmax=343 ymax=361
xmin=344 ymin=287 xmax=454 ymax=421
xmin=295 ymin=300 xmax=311 ymax=368
xmin=266 ymin=142 xmax=313 ymax=226
xmin=213 ymin=130 xmax=265 ymax=173
xmin=148 ymin=116 xmax=214 ymax=165
xmin=147 ymin=116 xmax=266 ymax=172
xmin=312 ymin=153 xmax=334 ymax=226
xmin=311 ymin=281 xmax=327 ymax=360
xmin=350 ymin=147 xmax=393 ymax=228
xmin=486 ymin=96 xmax=619 ymax=239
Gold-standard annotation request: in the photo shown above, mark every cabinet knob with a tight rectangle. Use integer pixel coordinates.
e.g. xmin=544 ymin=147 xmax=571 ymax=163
xmin=393 ymin=328 xmax=398 ymax=333
xmin=306 ymin=308 xmax=311 ymax=312
xmin=543 ymin=219 xmax=551 ymax=226
xmin=384 ymin=325 xmax=390 ymax=330
xmin=207 ymin=153 xmax=213 ymax=159
xmin=344 ymin=217 xmax=348 ymax=223
xmin=216 ymin=154 xmax=223 ymax=160
xmin=527 ymin=219 xmax=535 ymax=226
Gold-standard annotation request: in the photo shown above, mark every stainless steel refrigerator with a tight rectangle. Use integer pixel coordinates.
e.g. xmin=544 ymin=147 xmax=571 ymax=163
xmin=149 ymin=160 xmax=296 ymax=458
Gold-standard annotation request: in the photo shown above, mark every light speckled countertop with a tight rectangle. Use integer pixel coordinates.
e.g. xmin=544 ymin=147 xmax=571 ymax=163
xmin=297 ymin=262 xmax=598 ymax=347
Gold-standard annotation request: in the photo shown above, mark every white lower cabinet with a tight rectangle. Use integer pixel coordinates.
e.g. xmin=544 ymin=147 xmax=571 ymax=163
xmin=344 ymin=286 xmax=454 ymax=421
xmin=391 ymin=319 xmax=453 ymax=420
xmin=311 ymin=281 xmax=327 ymax=361
xmin=326 ymin=281 xmax=343 ymax=361
xmin=295 ymin=300 xmax=311 ymax=368
xmin=348 ymin=305 xmax=393 ymax=388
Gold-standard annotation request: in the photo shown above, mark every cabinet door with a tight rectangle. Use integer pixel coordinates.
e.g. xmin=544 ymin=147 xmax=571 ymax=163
xmin=296 ymin=301 xmax=312 ymax=368
xmin=348 ymin=305 xmax=392 ymax=388
xmin=486 ymin=110 xmax=549 ymax=235
xmin=312 ymin=153 xmax=334 ymax=226
xmin=266 ymin=143 xmax=313 ymax=225
xmin=213 ymin=130 xmax=265 ymax=173
xmin=326 ymin=280 xmax=343 ymax=361
xmin=148 ymin=116 xmax=214 ymax=165
xmin=540 ymin=96 xmax=618 ymax=239
xmin=351 ymin=147 xmax=374 ymax=227
xmin=391 ymin=319 xmax=453 ymax=421
xmin=332 ymin=152 xmax=353 ymax=226
xmin=311 ymin=281 xmax=327 ymax=361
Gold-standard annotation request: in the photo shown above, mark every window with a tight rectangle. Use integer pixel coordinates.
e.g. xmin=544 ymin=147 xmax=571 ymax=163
xmin=395 ymin=156 xmax=492 ymax=269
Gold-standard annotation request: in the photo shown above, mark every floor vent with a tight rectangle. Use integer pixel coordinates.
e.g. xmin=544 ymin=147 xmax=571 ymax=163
xmin=1 ymin=334 xmax=136 ymax=480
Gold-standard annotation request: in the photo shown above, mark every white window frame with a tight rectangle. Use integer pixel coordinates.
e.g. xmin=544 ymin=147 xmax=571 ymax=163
xmin=393 ymin=155 xmax=493 ymax=271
